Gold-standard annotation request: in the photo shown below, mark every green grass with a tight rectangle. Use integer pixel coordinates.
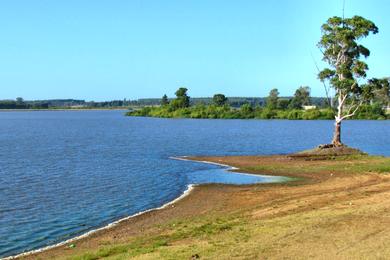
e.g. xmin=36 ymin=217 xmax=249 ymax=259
xmin=69 ymin=216 xmax=245 ymax=260
xmin=70 ymin=238 xmax=169 ymax=260
xmin=243 ymin=156 xmax=390 ymax=175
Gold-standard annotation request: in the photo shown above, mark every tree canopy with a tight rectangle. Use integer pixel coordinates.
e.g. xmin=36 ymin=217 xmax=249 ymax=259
xmin=266 ymin=88 xmax=279 ymax=110
xmin=213 ymin=94 xmax=228 ymax=106
xmin=171 ymin=87 xmax=190 ymax=109
xmin=161 ymin=94 xmax=169 ymax=106
xmin=289 ymin=86 xmax=311 ymax=109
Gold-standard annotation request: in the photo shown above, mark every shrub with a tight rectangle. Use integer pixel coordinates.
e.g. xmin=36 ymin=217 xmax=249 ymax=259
xmin=302 ymin=109 xmax=321 ymax=120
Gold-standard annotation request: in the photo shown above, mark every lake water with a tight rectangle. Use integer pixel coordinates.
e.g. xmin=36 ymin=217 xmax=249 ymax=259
xmin=0 ymin=111 xmax=389 ymax=257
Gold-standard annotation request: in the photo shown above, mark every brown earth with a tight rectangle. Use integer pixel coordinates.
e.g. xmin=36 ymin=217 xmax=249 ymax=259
xmin=14 ymin=155 xmax=390 ymax=259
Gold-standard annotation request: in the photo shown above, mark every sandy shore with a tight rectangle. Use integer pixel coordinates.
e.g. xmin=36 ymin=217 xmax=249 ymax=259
xmin=12 ymin=154 xmax=390 ymax=259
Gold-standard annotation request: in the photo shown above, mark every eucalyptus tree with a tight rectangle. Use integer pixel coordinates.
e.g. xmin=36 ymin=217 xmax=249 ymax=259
xmin=266 ymin=88 xmax=279 ymax=110
xmin=318 ymin=16 xmax=379 ymax=146
xmin=171 ymin=87 xmax=190 ymax=109
xmin=161 ymin=94 xmax=169 ymax=106
xmin=16 ymin=97 xmax=24 ymax=104
xmin=289 ymin=86 xmax=311 ymax=109
xmin=213 ymin=94 xmax=228 ymax=106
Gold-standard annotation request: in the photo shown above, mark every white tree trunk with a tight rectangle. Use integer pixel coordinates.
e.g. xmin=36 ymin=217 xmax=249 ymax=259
xmin=332 ymin=91 xmax=344 ymax=146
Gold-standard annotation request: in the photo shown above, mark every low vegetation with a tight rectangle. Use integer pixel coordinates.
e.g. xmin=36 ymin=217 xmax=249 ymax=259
xmin=126 ymin=87 xmax=389 ymax=120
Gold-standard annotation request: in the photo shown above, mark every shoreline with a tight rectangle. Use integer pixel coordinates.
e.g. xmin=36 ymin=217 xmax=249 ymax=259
xmin=4 ymin=157 xmax=284 ymax=259
xmin=170 ymin=156 xmax=290 ymax=181
xmin=0 ymin=108 xmax=128 ymax=112
xmin=9 ymin=154 xmax=390 ymax=259
xmin=3 ymin=184 xmax=195 ymax=260
xmin=169 ymin=156 xmax=239 ymax=170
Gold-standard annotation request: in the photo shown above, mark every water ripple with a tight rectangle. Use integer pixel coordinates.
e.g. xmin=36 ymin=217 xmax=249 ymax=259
xmin=1 ymin=111 xmax=389 ymax=257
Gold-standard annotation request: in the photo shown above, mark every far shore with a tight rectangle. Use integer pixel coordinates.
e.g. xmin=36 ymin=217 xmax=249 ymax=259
xmin=13 ymin=154 xmax=390 ymax=259
xmin=0 ymin=108 xmax=128 ymax=112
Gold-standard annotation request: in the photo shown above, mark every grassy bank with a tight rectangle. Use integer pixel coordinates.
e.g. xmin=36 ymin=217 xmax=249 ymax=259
xmin=18 ymin=154 xmax=390 ymax=259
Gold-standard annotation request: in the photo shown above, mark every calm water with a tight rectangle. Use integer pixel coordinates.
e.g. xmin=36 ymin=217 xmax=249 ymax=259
xmin=0 ymin=111 xmax=389 ymax=257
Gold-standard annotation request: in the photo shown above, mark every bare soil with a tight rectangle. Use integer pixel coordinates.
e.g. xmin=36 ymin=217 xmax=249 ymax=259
xmin=15 ymin=155 xmax=390 ymax=259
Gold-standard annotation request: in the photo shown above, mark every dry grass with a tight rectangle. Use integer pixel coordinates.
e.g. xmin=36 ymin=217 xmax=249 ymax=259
xmin=20 ymin=155 xmax=390 ymax=260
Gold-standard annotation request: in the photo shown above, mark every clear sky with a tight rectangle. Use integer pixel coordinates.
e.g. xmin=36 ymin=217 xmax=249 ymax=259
xmin=0 ymin=0 xmax=388 ymax=101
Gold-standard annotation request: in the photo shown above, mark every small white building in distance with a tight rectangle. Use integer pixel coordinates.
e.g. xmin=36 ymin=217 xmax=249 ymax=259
xmin=302 ymin=105 xmax=317 ymax=110
xmin=70 ymin=105 xmax=86 ymax=109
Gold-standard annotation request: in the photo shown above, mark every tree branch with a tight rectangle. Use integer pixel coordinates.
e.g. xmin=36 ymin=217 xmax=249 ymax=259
xmin=346 ymin=99 xmax=356 ymax=115
xmin=336 ymin=51 xmax=343 ymax=67
xmin=335 ymin=91 xmax=346 ymax=122
xmin=340 ymin=92 xmax=348 ymax=107
xmin=340 ymin=100 xmax=363 ymax=121
xmin=311 ymin=51 xmax=335 ymax=113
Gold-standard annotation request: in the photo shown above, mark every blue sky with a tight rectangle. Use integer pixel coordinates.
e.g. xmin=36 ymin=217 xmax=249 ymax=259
xmin=0 ymin=0 xmax=388 ymax=101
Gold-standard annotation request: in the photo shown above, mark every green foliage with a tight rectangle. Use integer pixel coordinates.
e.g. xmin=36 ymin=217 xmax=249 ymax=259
xmin=16 ymin=97 xmax=24 ymax=104
xmin=213 ymin=94 xmax=228 ymax=106
xmin=287 ymin=109 xmax=303 ymax=120
xmin=369 ymin=78 xmax=390 ymax=106
xmin=319 ymin=16 xmax=378 ymax=87
xmin=277 ymin=99 xmax=290 ymax=110
xmin=126 ymin=104 xmax=386 ymax=120
xmin=302 ymin=109 xmax=321 ymax=120
xmin=353 ymin=103 xmax=386 ymax=119
xmin=0 ymin=99 xmax=49 ymax=109
xmin=134 ymin=96 xmax=330 ymax=108
xmin=266 ymin=88 xmax=279 ymax=110
xmin=134 ymin=106 xmax=153 ymax=116
xmin=240 ymin=103 xmax=253 ymax=117
xmin=289 ymin=86 xmax=311 ymax=109
xmin=126 ymin=86 xmax=387 ymax=120
xmin=259 ymin=108 xmax=277 ymax=119
xmin=161 ymin=94 xmax=169 ymax=106
xmin=320 ymin=108 xmax=336 ymax=119
xmin=171 ymin=87 xmax=190 ymax=109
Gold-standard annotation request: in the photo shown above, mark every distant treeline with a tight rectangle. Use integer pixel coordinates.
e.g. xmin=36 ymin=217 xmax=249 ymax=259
xmin=0 ymin=96 xmax=329 ymax=109
xmin=127 ymin=87 xmax=390 ymax=120
xmin=2 ymin=86 xmax=389 ymax=121
xmin=0 ymin=98 xmax=130 ymax=109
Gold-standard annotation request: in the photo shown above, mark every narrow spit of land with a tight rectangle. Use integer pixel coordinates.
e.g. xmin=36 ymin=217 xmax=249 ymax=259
xmin=17 ymin=154 xmax=390 ymax=259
